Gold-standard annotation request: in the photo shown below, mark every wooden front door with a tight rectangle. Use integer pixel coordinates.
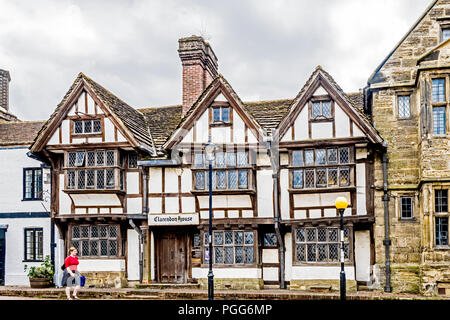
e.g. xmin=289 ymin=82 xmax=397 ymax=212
xmin=158 ymin=232 xmax=187 ymax=283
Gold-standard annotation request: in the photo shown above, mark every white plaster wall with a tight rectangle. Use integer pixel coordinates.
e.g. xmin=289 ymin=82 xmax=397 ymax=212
xmin=69 ymin=193 xmax=121 ymax=206
xmin=181 ymin=169 xmax=192 ymax=193
xmin=263 ymin=267 xmax=279 ymax=281
xmin=233 ymin=110 xmax=245 ymax=143
xmin=311 ymin=122 xmax=333 ymax=139
xmin=126 ymin=172 xmax=140 ymax=194
xmin=61 ymin=120 xmax=70 ymax=144
xmin=165 ymin=169 xmax=178 ymax=193
xmin=149 ymin=168 xmax=162 ymax=193
xmin=291 ymin=266 xmax=355 ymax=280
xmin=87 ymin=93 xmax=95 ymax=114
xmin=281 ymin=127 xmax=292 ymax=142
xmin=78 ymin=259 xmax=125 ymax=272
xmin=149 ymin=198 xmax=162 ymax=214
xmin=356 ymin=163 xmax=367 ymax=215
xmin=313 ymin=86 xmax=328 ymax=96
xmin=0 ymin=147 xmax=51 ymax=212
xmin=294 ymin=107 xmax=309 ymax=140
xmin=198 ymin=195 xmax=251 ymax=209
xmin=192 ymin=268 xmax=261 ymax=279
xmin=280 ymin=169 xmax=290 ymax=220
xmin=335 ymin=103 xmax=350 ymax=138
xmin=293 ymin=192 xmax=351 ymax=208
xmin=104 ymin=117 xmax=116 ymax=142
xmin=355 ymin=230 xmax=371 ymax=282
xmin=284 ymin=233 xmax=292 ymax=281
xmin=262 ymin=249 xmax=278 ymax=263
xmin=165 ymin=197 xmax=179 ymax=213
xmin=3 ymin=218 xmax=54 ymax=286
xmin=127 ymin=198 xmax=142 ymax=214
xmin=127 ymin=229 xmax=139 ymax=281
xmin=257 ymin=170 xmax=273 ymax=218
xmin=182 ymin=197 xmax=195 ymax=213
xmin=150 ymin=231 xmax=155 ymax=281
xmin=353 ymin=123 xmax=365 ymax=137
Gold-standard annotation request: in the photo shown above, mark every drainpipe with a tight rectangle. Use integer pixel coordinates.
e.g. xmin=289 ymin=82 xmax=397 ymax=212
xmin=266 ymin=132 xmax=285 ymax=289
xmin=142 ymin=167 xmax=149 ymax=215
xmin=381 ymin=143 xmax=392 ymax=292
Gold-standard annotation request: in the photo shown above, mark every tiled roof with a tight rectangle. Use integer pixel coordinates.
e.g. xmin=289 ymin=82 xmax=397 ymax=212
xmin=0 ymin=121 xmax=44 ymax=146
xmin=139 ymin=105 xmax=182 ymax=149
xmin=81 ymin=74 xmax=156 ymax=151
xmin=243 ymin=99 xmax=292 ymax=131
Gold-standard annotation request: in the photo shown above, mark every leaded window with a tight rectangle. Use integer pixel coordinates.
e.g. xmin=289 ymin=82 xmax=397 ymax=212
xmin=73 ymin=119 xmax=102 ymax=134
xmin=24 ymin=228 xmax=43 ymax=261
xmin=208 ymin=230 xmax=255 ymax=265
xmin=71 ymin=224 xmax=120 ymax=257
xmin=291 ymin=147 xmax=352 ymax=189
xmin=400 ymin=197 xmax=413 ymax=219
xmin=398 ymin=95 xmax=411 ymax=119
xmin=193 ymin=150 xmax=252 ymax=191
xmin=442 ymin=28 xmax=450 ymax=42
xmin=23 ymin=168 xmax=43 ymax=200
xmin=128 ymin=153 xmax=138 ymax=169
xmin=65 ymin=150 xmax=122 ymax=190
xmin=263 ymin=233 xmax=277 ymax=247
xmin=432 ymin=78 xmax=446 ymax=103
xmin=433 ymin=106 xmax=446 ymax=135
xmin=295 ymin=227 xmax=350 ymax=263
xmin=212 ymin=106 xmax=230 ymax=123
xmin=435 ymin=190 xmax=448 ymax=213
xmin=436 ymin=217 xmax=448 ymax=246
xmin=311 ymin=101 xmax=332 ymax=119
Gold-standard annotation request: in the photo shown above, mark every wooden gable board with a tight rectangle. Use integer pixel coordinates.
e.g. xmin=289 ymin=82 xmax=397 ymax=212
xmin=31 ymin=75 xmax=139 ymax=152
xmin=278 ymin=67 xmax=383 ymax=144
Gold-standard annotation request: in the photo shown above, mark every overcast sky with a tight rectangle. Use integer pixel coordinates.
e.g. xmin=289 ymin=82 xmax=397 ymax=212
xmin=0 ymin=0 xmax=432 ymax=121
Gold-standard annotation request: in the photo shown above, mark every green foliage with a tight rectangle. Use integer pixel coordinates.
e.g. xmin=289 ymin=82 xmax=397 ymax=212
xmin=24 ymin=255 xmax=54 ymax=279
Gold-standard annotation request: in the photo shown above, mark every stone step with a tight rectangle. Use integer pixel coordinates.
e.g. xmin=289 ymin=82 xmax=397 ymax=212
xmin=357 ymin=285 xmax=373 ymax=292
xmin=135 ymin=283 xmax=200 ymax=290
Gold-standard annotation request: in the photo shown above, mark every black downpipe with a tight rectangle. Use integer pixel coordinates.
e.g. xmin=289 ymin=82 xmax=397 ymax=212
xmin=382 ymin=148 xmax=392 ymax=292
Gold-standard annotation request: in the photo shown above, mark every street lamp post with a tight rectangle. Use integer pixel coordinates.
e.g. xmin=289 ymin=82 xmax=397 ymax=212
xmin=335 ymin=196 xmax=349 ymax=301
xmin=205 ymin=140 xmax=216 ymax=300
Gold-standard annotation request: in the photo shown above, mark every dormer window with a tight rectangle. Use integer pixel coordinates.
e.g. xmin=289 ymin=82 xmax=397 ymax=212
xmin=73 ymin=119 xmax=102 ymax=135
xmin=310 ymin=99 xmax=333 ymax=120
xmin=212 ymin=106 xmax=230 ymax=123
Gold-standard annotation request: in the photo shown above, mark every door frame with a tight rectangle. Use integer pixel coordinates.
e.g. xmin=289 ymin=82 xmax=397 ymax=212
xmin=155 ymin=228 xmax=190 ymax=283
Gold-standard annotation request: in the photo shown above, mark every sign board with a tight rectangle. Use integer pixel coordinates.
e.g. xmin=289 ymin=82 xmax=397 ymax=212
xmin=148 ymin=213 xmax=199 ymax=226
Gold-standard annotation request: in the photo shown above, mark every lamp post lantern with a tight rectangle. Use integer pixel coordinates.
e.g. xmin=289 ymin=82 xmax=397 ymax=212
xmin=205 ymin=140 xmax=216 ymax=300
xmin=335 ymin=196 xmax=348 ymax=301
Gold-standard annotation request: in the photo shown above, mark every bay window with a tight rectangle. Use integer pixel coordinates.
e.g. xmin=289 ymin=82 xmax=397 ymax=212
xmin=290 ymin=147 xmax=353 ymax=190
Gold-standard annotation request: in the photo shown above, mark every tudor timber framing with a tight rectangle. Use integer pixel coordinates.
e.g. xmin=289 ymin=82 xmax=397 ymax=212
xmin=277 ymin=69 xmax=383 ymax=145
xmin=31 ymin=76 xmax=143 ymax=154
xmin=163 ymin=76 xmax=264 ymax=150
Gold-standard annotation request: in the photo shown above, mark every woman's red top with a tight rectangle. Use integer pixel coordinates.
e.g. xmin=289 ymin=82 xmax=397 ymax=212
xmin=65 ymin=256 xmax=79 ymax=271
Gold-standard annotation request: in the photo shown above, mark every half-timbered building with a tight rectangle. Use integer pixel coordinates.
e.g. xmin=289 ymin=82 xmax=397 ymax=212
xmin=30 ymin=35 xmax=384 ymax=290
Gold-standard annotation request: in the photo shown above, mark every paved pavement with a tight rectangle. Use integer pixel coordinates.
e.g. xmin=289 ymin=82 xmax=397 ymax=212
xmin=0 ymin=286 xmax=448 ymax=300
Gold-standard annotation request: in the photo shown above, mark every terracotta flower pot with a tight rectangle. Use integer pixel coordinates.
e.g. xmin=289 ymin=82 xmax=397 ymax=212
xmin=29 ymin=278 xmax=53 ymax=288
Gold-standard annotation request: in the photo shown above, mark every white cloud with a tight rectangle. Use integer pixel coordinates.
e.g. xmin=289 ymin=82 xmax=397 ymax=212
xmin=0 ymin=0 xmax=432 ymax=120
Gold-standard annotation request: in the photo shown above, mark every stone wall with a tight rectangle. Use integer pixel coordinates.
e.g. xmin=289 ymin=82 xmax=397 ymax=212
xmin=82 ymin=271 xmax=127 ymax=288
xmin=197 ymin=278 xmax=263 ymax=290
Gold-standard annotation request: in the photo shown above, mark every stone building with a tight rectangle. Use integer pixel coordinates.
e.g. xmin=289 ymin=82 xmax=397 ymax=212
xmin=366 ymin=0 xmax=450 ymax=296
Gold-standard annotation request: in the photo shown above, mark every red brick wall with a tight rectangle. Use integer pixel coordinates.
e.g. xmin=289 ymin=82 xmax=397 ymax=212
xmin=182 ymin=62 xmax=206 ymax=116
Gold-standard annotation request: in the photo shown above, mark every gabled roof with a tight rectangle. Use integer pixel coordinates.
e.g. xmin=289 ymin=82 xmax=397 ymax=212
xmin=277 ymin=66 xmax=383 ymax=144
xmin=31 ymin=73 xmax=156 ymax=154
xmin=162 ymin=74 xmax=265 ymax=150
xmin=0 ymin=121 xmax=44 ymax=146
xmin=368 ymin=0 xmax=439 ymax=84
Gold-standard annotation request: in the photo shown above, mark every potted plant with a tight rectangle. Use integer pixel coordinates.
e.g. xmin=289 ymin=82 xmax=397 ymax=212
xmin=24 ymin=255 xmax=54 ymax=288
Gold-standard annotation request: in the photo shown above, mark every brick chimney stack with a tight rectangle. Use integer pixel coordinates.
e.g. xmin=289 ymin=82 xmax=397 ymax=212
xmin=178 ymin=35 xmax=218 ymax=116
xmin=0 ymin=69 xmax=11 ymax=112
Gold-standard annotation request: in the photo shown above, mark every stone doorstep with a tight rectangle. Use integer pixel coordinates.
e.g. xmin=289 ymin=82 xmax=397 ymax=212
xmin=309 ymin=285 xmax=332 ymax=293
